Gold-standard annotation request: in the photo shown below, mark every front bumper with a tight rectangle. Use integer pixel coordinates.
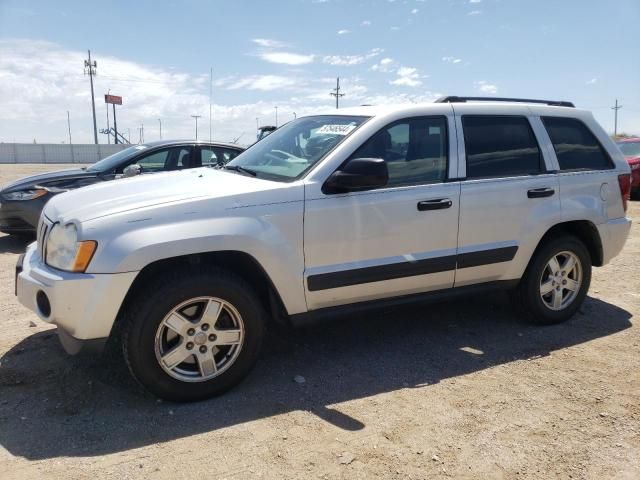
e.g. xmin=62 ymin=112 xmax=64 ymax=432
xmin=0 ymin=195 xmax=49 ymax=233
xmin=16 ymin=243 xmax=138 ymax=354
xmin=597 ymin=217 xmax=632 ymax=265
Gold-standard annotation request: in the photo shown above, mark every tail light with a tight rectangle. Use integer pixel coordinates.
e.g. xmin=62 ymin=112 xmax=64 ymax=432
xmin=618 ymin=174 xmax=631 ymax=213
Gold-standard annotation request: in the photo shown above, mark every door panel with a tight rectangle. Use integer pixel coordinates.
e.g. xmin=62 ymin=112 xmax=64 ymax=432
xmin=455 ymin=175 xmax=561 ymax=286
xmin=304 ymin=183 xmax=460 ymax=309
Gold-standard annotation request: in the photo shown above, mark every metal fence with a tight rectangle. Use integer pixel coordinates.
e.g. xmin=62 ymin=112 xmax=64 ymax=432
xmin=0 ymin=143 xmax=129 ymax=164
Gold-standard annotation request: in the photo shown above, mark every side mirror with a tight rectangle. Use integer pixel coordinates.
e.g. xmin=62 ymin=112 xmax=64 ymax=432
xmin=123 ymin=164 xmax=142 ymax=178
xmin=322 ymin=157 xmax=388 ymax=194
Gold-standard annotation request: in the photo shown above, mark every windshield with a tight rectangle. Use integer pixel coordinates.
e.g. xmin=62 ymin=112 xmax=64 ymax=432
xmin=87 ymin=145 xmax=148 ymax=172
xmin=617 ymin=141 xmax=640 ymax=158
xmin=226 ymin=115 xmax=369 ymax=181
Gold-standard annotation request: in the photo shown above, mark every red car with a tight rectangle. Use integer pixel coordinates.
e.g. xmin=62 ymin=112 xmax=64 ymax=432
xmin=617 ymin=138 xmax=640 ymax=199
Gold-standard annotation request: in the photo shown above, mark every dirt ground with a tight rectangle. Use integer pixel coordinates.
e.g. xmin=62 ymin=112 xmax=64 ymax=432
xmin=0 ymin=164 xmax=638 ymax=480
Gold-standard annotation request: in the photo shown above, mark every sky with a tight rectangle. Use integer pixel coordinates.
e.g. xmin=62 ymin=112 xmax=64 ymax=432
xmin=0 ymin=0 xmax=639 ymax=145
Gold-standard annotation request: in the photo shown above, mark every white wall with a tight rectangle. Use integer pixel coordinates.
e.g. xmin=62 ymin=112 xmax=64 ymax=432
xmin=0 ymin=143 xmax=129 ymax=164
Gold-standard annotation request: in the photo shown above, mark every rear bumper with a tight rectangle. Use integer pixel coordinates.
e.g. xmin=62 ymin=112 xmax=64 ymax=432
xmin=16 ymin=243 xmax=138 ymax=354
xmin=597 ymin=217 xmax=632 ymax=265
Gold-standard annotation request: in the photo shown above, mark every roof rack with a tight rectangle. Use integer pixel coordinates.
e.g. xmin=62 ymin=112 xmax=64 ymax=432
xmin=435 ymin=96 xmax=575 ymax=108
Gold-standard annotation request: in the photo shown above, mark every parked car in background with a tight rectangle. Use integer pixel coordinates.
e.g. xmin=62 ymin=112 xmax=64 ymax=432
xmin=0 ymin=140 xmax=243 ymax=235
xmin=16 ymin=97 xmax=632 ymax=401
xmin=616 ymin=137 xmax=640 ymax=199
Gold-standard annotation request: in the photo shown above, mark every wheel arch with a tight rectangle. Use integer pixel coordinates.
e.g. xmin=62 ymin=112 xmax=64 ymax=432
xmin=111 ymin=251 xmax=291 ymax=338
xmin=534 ymin=220 xmax=603 ymax=267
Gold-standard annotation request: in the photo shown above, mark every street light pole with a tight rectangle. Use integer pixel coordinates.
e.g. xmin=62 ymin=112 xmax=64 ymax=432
xmin=191 ymin=115 xmax=202 ymax=140
xmin=275 ymin=106 xmax=278 ymax=127
xmin=158 ymin=118 xmax=162 ymax=139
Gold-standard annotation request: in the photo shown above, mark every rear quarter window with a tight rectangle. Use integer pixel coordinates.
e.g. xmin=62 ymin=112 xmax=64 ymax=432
xmin=542 ymin=117 xmax=613 ymax=171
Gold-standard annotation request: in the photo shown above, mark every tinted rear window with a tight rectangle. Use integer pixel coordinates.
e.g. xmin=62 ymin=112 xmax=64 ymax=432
xmin=462 ymin=116 xmax=543 ymax=179
xmin=542 ymin=117 xmax=613 ymax=171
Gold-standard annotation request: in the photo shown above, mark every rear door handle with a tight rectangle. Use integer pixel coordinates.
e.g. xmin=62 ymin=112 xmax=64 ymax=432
xmin=527 ymin=187 xmax=555 ymax=198
xmin=417 ymin=198 xmax=453 ymax=211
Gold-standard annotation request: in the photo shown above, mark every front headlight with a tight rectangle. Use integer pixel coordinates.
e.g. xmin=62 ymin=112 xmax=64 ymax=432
xmin=45 ymin=223 xmax=97 ymax=272
xmin=3 ymin=189 xmax=47 ymax=201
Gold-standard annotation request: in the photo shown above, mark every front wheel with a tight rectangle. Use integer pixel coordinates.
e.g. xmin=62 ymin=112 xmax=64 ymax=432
xmin=513 ymin=236 xmax=592 ymax=325
xmin=122 ymin=267 xmax=265 ymax=402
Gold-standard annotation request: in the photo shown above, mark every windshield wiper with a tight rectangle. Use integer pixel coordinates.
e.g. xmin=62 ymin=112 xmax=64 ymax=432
xmin=223 ymin=165 xmax=257 ymax=177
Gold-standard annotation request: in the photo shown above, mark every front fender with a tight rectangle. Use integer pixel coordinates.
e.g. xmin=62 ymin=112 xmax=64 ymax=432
xmin=85 ymin=201 xmax=307 ymax=315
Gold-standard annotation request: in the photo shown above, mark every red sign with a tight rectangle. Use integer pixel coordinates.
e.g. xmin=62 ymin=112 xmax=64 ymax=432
xmin=104 ymin=94 xmax=123 ymax=105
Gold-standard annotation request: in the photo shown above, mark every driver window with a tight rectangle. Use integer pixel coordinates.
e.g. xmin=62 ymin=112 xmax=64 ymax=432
xmin=350 ymin=116 xmax=448 ymax=187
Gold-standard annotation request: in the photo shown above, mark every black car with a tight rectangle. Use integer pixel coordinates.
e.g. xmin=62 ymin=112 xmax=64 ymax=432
xmin=0 ymin=140 xmax=243 ymax=235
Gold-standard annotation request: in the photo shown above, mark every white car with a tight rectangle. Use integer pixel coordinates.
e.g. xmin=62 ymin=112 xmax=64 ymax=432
xmin=16 ymin=97 xmax=632 ymax=401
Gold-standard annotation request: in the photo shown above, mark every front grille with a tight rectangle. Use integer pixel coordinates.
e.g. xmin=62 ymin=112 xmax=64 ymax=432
xmin=37 ymin=217 xmax=52 ymax=259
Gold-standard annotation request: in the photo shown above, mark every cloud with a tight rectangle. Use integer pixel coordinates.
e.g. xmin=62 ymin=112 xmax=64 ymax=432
xmin=411 ymin=8 xmax=419 ymax=14
xmin=323 ymin=48 xmax=382 ymax=66
xmin=468 ymin=10 xmax=482 ymax=15
xmin=469 ymin=0 xmax=482 ymax=3
xmin=390 ymin=67 xmax=424 ymax=87
xmin=442 ymin=56 xmax=462 ymax=64
xmin=371 ymin=57 xmax=395 ymax=72
xmin=474 ymin=80 xmax=498 ymax=94
xmin=227 ymin=75 xmax=299 ymax=91
xmin=361 ymin=20 xmax=371 ymax=26
xmin=586 ymin=78 xmax=597 ymax=85
xmin=252 ymin=38 xmax=286 ymax=48
xmin=337 ymin=29 xmax=351 ymax=35
xmin=259 ymin=52 xmax=314 ymax=65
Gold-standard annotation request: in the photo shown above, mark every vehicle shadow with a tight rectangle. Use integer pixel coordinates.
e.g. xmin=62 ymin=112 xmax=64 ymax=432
xmin=0 ymin=292 xmax=632 ymax=460
xmin=0 ymin=233 xmax=31 ymax=254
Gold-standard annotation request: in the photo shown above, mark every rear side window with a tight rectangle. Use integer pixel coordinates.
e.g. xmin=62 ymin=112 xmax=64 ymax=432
xmin=462 ymin=116 xmax=542 ymax=179
xmin=542 ymin=117 xmax=613 ymax=171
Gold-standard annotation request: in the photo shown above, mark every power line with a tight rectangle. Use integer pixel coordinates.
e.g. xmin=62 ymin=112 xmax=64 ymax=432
xmin=84 ymin=50 xmax=98 ymax=144
xmin=612 ymin=99 xmax=623 ymax=136
xmin=329 ymin=77 xmax=345 ymax=109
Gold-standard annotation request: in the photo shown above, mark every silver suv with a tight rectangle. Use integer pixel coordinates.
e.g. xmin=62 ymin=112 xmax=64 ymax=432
xmin=16 ymin=97 xmax=632 ymax=401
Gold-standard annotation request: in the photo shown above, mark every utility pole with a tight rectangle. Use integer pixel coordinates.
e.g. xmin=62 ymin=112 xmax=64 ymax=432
xmin=84 ymin=50 xmax=98 ymax=144
xmin=329 ymin=77 xmax=345 ymax=109
xmin=67 ymin=110 xmax=74 ymax=162
xmin=112 ymin=103 xmax=118 ymax=144
xmin=66 ymin=111 xmax=72 ymax=145
xmin=612 ymin=99 xmax=623 ymax=136
xmin=191 ymin=115 xmax=201 ymax=140
xmin=106 ymin=89 xmax=110 ymax=144
xmin=275 ymin=106 xmax=278 ymax=127
xmin=209 ymin=67 xmax=213 ymax=142
xmin=158 ymin=118 xmax=162 ymax=139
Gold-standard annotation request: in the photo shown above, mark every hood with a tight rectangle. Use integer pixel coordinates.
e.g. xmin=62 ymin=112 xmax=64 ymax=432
xmin=44 ymin=167 xmax=282 ymax=224
xmin=1 ymin=168 xmax=95 ymax=192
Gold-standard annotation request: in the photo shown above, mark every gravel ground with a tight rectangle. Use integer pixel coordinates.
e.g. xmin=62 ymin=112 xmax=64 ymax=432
xmin=0 ymin=164 xmax=638 ymax=480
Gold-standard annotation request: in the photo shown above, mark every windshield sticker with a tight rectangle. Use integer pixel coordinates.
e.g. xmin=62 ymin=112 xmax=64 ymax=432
xmin=316 ymin=124 xmax=356 ymax=135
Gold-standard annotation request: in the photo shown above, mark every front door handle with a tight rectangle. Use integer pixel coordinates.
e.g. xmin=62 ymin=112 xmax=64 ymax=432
xmin=417 ymin=198 xmax=452 ymax=211
xmin=527 ymin=187 xmax=555 ymax=198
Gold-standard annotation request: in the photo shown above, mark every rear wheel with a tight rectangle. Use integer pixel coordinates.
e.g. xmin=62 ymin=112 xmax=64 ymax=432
xmin=122 ymin=266 xmax=265 ymax=401
xmin=514 ymin=236 xmax=591 ymax=325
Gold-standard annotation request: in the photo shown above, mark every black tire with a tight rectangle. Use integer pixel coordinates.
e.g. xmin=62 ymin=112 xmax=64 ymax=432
xmin=122 ymin=266 xmax=265 ymax=402
xmin=513 ymin=236 xmax=592 ymax=325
